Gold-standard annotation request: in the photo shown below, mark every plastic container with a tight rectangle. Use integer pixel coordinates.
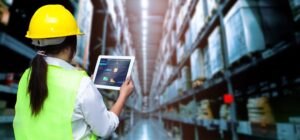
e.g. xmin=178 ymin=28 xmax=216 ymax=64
xmin=208 ymin=26 xmax=224 ymax=76
xmin=190 ymin=48 xmax=205 ymax=82
xmin=224 ymin=0 xmax=293 ymax=65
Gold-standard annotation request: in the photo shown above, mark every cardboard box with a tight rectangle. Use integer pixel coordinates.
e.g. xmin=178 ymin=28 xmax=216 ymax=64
xmin=247 ymin=97 xmax=275 ymax=124
xmin=197 ymin=99 xmax=214 ymax=120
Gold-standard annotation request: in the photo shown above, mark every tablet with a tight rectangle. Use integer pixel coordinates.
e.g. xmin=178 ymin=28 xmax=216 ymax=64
xmin=92 ymin=55 xmax=135 ymax=90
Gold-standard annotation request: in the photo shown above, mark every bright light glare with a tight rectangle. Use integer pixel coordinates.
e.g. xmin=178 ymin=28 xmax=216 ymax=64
xmin=142 ymin=42 xmax=147 ymax=48
xmin=142 ymin=10 xmax=147 ymax=19
xmin=142 ymin=36 xmax=147 ymax=43
xmin=142 ymin=28 xmax=147 ymax=36
xmin=142 ymin=20 xmax=147 ymax=28
xmin=141 ymin=0 xmax=148 ymax=9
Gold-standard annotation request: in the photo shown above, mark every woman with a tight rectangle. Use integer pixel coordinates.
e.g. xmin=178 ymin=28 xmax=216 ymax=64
xmin=13 ymin=4 xmax=134 ymax=140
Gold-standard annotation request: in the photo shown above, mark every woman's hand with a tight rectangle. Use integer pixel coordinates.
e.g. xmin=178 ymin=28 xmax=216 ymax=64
xmin=119 ymin=78 xmax=134 ymax=99
xmin=110 ymin=78 xmax=134 ymax=116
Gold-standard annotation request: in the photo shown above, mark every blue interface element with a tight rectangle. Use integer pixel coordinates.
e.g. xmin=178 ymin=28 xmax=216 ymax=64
xmin=95 ymin=58 xmax=131 ymax=87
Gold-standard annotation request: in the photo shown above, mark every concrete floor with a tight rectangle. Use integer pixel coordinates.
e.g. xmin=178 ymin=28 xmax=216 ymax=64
xmin=119 ymin=119 xmax=173 ymax=140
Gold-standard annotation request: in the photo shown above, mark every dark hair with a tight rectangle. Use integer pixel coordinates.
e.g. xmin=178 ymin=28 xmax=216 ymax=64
xmin=28 ymin=35 xmax=77 ymax=116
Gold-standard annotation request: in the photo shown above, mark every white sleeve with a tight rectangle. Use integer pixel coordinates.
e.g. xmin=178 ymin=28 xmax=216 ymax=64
xmin=78 ymin=76 xmax=119 ymax=138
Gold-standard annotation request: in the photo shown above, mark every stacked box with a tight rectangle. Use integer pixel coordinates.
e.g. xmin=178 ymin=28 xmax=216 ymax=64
xmin=169 ymin=81 xmax=178 ymax=100
xmin=197 ymin=99 xmax=214 ymax=120
xmin=181 ymin=66 xmax=192 ymax=91
xmin=204 ymin=47 xmax=212 ymax=79
xmin=176 ymin=42 xmax=184 ymax=63
xmin=176 ymin=4 xmax=188 ymax=34
xmin=179 ymin=100 xmax=196 ymax=118
xmin=247 ymin=97 xmax=275 ymax=124
xmin=190 ymin=0 xmax=206 ymax=44
xmin=219 ymin=104 xmax=231 ymax=121
xmin=289 ymin=0 xmax=300 ymax=22
xmin=208 ymin=27 xmax=224 ymax=76
xmin=175 ymin=79 xmax=183 ymax=95
xmin=224 ymin=0 xmax=293 ymax=65
xmin=190 ymin=48 xmax=205 ymax=82
xmin=184 ymin=28 xmax=193 ymax=50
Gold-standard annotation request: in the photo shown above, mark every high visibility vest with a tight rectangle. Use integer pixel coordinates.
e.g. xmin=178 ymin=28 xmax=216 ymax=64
xmin=13 ymin=65 xmax=96 ymax=140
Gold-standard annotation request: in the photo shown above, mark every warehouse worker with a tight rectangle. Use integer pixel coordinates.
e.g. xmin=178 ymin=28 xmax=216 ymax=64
xmin=13 ymin=4 xmax=134 ymax=140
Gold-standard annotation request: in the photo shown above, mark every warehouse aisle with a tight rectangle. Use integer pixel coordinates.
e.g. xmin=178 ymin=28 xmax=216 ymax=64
xmin=120 ymin=119 xmax=172 ymax=140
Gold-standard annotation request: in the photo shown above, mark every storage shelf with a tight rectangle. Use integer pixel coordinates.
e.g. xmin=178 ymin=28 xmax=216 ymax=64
xmin=0 ymin=85 xmax=17 ymax=94
xmin=0 ymin=116 xmax=14 ymax=123
xmin=162 ymin=115 xmax=228 ymax=130
xmin=162 ymin=115 xmax=195 ymax=125
xmin=0 ymin=32 xmax=35 ymax=59
xmin=230 ymin=41 xmax=293 ymax=77
xmin=176 ymin=0 xmax=198 ymax=41
xmin=157 ymin=38 xmax=297 ymax=111
xmin=161 ymin=114 xmax=298 ymax=140
xmin=159 ymin=0 xmax=233 ymax=96
xmin=159 ymin=76 xmax=225 ymax=109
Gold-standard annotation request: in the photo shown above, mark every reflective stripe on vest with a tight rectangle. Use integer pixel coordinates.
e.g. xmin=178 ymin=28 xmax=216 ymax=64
xmin=13 ymin=65 xmax=94 ymax=140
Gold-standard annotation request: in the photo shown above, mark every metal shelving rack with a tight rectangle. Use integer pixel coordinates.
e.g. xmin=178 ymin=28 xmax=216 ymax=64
xmin=151 ymin=0 xmax=300 ymax=140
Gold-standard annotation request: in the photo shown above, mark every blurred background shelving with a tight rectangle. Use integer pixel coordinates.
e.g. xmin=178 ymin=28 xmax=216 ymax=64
xmin=1 ymin=0 xmax=300 ymax=140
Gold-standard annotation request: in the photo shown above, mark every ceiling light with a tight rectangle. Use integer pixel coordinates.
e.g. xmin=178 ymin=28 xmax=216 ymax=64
xmin=142 ymin=36 xmax=147 ymax=42
xmin=142 ymin=20 xmax=147 ymax=28
xmin=142 ymin=10 xmax=147 ymax=19
xmin=141 ymin=0 xmax=148 ymax=9
xmin=142 ymin=28 xmax=147 ymax=36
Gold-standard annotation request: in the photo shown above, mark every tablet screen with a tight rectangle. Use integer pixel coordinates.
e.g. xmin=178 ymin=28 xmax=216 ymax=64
xmin=94 ymin=58 xmax=131 ymax=87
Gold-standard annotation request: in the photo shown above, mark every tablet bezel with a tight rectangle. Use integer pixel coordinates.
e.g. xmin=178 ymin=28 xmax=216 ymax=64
xmin=92 ymin=55 xmax=135 ymax=90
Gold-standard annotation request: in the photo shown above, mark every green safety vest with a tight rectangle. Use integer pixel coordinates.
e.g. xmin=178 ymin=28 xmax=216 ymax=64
xmin=13 ymin=65 xmax=97 ymax=140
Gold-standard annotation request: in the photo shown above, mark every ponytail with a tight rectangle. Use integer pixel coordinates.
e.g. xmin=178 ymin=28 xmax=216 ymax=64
xmin=28 ymin=54 xmax=48 ymax=116
xmin=27 ymin=35 xmax=77 ymax=116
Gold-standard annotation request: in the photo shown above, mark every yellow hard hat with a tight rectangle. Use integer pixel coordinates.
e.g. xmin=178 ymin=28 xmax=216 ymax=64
xmin=26 ymin=4 xmax=83 ymax=39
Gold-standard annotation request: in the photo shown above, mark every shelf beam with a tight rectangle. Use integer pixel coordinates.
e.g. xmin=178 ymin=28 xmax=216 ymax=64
xmin=0 ymin=85 xmax=17 ymax=94
xmin=0 ymin=32 xmax=35 ymax=59
xmin=0 ymin=116 xmax=14 ymax=123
